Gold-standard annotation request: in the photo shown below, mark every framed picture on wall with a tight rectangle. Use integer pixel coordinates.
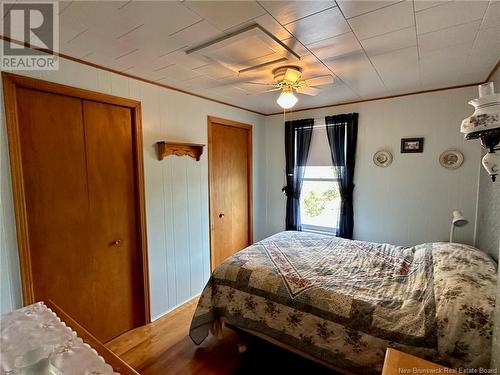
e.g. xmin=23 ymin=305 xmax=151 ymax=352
xmin=401 ymin=138 xmax=424 ymax=153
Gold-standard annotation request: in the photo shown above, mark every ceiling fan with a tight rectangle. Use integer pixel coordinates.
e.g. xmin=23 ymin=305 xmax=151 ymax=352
xmin=246 ymin=65 xmax=334 ymax=109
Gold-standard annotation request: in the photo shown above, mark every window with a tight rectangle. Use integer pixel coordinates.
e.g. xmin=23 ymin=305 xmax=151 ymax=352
xmin=300 ymin=166 xmax=340 ymax=234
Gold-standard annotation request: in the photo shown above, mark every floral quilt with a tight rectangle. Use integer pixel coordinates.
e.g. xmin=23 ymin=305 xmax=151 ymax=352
xmin=189 ymin=231 xmax=497 ymax=374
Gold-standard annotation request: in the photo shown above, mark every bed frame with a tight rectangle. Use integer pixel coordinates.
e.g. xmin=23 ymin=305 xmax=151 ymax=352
xmin=226 ymin=323 xmax=357 ymax=375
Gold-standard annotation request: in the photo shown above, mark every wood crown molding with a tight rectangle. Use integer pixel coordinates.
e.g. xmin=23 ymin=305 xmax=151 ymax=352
xmin=265 ymin=82 xmax=484 ymax=116
xmin=485 ymin=59 xmax=500 ymax=83
xmin=1 ymin=36 xmax=497 ymax=117
xmin=0 ymin=36 xmax=266 ymax=116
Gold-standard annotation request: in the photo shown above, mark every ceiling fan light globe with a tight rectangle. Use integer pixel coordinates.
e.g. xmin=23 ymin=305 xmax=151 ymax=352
xmin=277 ymin=91 xmax=298 ymax=109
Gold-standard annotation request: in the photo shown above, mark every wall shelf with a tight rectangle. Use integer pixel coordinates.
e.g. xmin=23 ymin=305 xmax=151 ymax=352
xmin=156 ymin=141 xmax=205 ymax=161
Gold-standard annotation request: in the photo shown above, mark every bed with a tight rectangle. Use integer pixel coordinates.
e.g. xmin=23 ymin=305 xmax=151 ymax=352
xmin=189 ymin=231 xmax=497 ymax=374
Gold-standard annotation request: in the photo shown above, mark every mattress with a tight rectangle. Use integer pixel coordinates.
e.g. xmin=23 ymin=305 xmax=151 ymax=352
xmin=189 ymin=231 xmax=497 ymax=374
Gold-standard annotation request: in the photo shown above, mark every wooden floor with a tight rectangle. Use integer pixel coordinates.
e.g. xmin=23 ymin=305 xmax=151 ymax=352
xmin=107 ymin=298 xmax=241 ymax=375
xmin=107 ymin=298 xmax=337 ymax=375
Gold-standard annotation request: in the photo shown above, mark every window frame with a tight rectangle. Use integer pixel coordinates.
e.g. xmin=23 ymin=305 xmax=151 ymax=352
xmin=300 ymin=168 xmax=341 ymax=235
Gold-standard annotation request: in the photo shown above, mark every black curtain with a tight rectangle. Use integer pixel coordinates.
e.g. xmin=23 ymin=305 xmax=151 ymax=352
xmin=284 ymin=119 xmax=314 ymax=231
xmin=325 ymin=113 xmax=358 ymax=239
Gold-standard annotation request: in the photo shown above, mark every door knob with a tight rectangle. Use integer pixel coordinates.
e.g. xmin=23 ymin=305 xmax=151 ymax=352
xmin=111 ymin=240 xmax=122 ymax=245
xmin=219 ymin=213 xmax=225 ymax=218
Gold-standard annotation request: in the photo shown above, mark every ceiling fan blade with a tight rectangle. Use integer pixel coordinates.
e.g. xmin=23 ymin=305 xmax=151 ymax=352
xmin=263 ymin=87 xmax=282 ymax=93
xmin=304 ymin=75 xmax=334 ymax=87
xmin=247 ymin=87 xmax=282 ymax=95
xmin=297 ymin=86 xmax=321 ymax=96
xmin=284 ymin=68 xmax=301 ymax=83
xmin=245 ymin=81 xmax=275 ymax=86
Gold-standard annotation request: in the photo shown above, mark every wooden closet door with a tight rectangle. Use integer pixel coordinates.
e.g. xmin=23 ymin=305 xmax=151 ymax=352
xmin=82 ymin=100 xmax=144 ymax=342
xmin=16 ymin=88 xmax=93 ymax=325
xmin=209 ymin=120 xmax=252 ymax=269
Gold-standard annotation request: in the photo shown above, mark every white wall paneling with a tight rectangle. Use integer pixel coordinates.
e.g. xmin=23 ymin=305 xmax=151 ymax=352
xmin=262 ymin=86 xmax=482 ymax=247
xmin=0 ymin=42 xmax=265 ymax=317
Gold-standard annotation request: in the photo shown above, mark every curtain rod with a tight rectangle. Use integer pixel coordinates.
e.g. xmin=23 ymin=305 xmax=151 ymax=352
xmin=287 ymin=118 xmax=327 ymax=126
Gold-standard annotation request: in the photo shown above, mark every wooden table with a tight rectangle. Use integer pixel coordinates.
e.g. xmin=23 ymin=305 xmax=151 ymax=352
xmin=382 ymin=348 xmax=450 ymax=374
xmin=0 ymin=301 xmax=138 ymax=375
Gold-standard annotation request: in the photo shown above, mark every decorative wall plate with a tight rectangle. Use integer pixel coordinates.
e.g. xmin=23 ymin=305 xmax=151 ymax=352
xmin=373 ymin=150 xmax=393 ymax=167
xmin=439 ymin=149 xmax=464 ymax=169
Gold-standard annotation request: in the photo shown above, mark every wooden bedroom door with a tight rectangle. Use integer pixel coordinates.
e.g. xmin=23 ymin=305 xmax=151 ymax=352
xmin=4 ymin=73 xmax=149 ymax=343
xmin=208 ymin=116 xmax=252 ymax=269
xmin=82 ymin=100 xmax=145 ymax=342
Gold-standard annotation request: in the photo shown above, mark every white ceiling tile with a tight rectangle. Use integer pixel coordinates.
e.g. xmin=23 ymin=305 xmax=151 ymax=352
xmin=370 ymin=45 xmax=418 ymax=67
xmin=129 ymin=54 xmax=176 ymax=75
xmin=130 ymin=63 xmax=176 ymax=82
xmin=58 ymin=1 xmax=73 ymax=14
xmin=154 ymin=64 xmax=203 ymax=82
xmin=47 ymin=1 xmax=500 ymax=113
xmin=162 ymin=49 xmax=212 ymax=70
xmin=281 ymin=38 xmax=311 ymax=57
xmin=481 ymin=1 xmax=500 ymax=29
xmin=114 ymin=48 xmax=158 ymax=69
xmin=60 ymin=41 xmax=92 ymax=60
xmin=183 ymin=1 xmax=266 ymax=31
xmin=307 ymin=32 xmax=362 ymax=60
xmin=285 ymin=7 xmax=350 ymax=45
xmin=222 ymin=14 xmax=293 ymax=41
xmin=64 ymin=29 xmax=132 ymax=58
xmin=419 ymin=43 xmax=473 ymax=86
xmin=183 ymin=75 xmax=221 ymax=89
xmin=296 ymin=54 xmax=335 ymax=79
xmin=418 ymin=20 xmax=481 ymax=53
xmin=413 ymin=0 xmax=452 ymax=12
xmin=348 ymin=1 xmax=414 ymax=40
xmin=419 ymin=66 xmax=467 ymax=88
xmin=473 ymin=23 xmax=500 ymax=51
xmin=195 ymin=63 xmax=238 ymax=79
xmin=120 ymin=1 xmax=202 ymax=35
xmin=169 ymin=20 xmax=222 ymax=49
xmin=419 ymin=41 xmax=472 ymax=60
xmin=85 ymin=52 xmax=134 ymax=73
xmin=211 ymin=37 xmax=276 ymax=64
xmin=470 ymin=24 xmax=500 ymax=80
xmin=237 ymin=57 xmax=293 ymax=77
xmin=116 ymin=24 xmax=187 ymax=57
xmin=416 ymin=1 xmax=489 ymax=34
xmin=253 ymin=14 xmax=294 ymax=40
xmin=467 ymin=53 xmax=499 ymax=82
xmin=188 ymin=25 xmax=301 ymax=74
xmin=60 ymin=16 xmax=88 ymax=44
xmin=360 ymin=26 xmax=416 ymax=57
xmin=210 ymin=85 xmax=250 ymax=97
xmin=337 ymin=0 xmax=401 ymax=19
xmin=325 ymin=51 xmax=387 ymax=96
xmin=258 ymin=1 xmax=336 ymax=25
xmin=60 ymin=1 xmax=140 ymax=39
xmin=370 ymin=46 xmax=420 ymax=91
xmin=311 ymin=83 xmax=358 ymax=102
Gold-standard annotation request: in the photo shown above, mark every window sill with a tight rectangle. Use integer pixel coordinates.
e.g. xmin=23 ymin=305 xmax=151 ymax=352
xmin=301 ymin=226 xmax=337 ymax=236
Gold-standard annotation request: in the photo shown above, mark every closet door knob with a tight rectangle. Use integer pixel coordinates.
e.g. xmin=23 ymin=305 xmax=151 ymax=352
xmin=112 ymin=240 xmax=122 ymax=245
xmin=219 ymin=213 xmax=225 ymax=218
